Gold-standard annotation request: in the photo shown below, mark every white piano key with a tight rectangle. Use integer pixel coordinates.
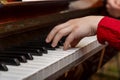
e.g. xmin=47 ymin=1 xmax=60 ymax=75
xmin=0 ymin=64 xmax=41 ymax=79
xmin=0 ymin=75 xmax=21 ymax=80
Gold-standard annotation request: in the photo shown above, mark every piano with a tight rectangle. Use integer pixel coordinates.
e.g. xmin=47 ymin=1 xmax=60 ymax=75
xmin=0 ymin=0 xmax=119 ymax=80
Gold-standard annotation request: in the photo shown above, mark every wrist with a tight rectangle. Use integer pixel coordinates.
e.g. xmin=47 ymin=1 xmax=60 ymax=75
xmin=89 ymin=16 xmax=104 ymax=35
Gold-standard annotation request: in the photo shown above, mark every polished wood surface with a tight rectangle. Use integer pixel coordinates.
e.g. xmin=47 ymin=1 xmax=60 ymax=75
xmin=0 ymin=1 xmax=69 ymax=23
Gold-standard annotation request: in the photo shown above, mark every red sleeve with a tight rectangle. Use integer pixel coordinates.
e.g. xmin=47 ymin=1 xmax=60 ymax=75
xmin=97 ymin=16 xmax=120 ymax=50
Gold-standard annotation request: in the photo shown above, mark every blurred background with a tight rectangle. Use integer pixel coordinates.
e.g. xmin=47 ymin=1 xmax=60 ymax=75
xmin=90 ymin=52 xmax=120 ymax=80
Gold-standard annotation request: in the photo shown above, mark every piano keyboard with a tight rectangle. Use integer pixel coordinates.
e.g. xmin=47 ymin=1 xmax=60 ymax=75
xmin=0 ymin=36 xmax=105 ymax=80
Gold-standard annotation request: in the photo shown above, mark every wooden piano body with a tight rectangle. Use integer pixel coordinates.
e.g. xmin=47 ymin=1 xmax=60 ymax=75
xmin=0 ymin=1 xmax=119 ymax=80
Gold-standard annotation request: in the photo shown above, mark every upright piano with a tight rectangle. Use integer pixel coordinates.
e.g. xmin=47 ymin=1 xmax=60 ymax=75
xmin=0 ymin=1 xmax=119 ymax=80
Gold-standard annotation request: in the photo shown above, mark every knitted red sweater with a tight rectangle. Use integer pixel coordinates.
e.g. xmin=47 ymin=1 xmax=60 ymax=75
xmin=97 ymin=17 xmax=120 ymax=49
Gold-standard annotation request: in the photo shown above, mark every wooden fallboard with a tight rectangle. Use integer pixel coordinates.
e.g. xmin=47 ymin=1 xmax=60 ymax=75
xmin=0 ymin=1 xmax=69 ymax=23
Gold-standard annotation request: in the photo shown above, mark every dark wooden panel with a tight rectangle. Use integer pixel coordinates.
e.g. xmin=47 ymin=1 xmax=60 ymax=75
xmin=0 ymin=1 xmax=69 ymax=23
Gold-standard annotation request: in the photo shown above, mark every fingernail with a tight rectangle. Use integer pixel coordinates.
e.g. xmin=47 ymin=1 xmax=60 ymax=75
xmin=52 ymin=43 xmax=56 ymax=47
xmin=46 ymin=38 xmax=49 ymax=43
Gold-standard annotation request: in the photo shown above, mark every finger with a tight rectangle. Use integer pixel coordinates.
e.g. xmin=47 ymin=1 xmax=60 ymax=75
xmin=63 ymin=32 xmax=75 ymax=50
xmin=51 ymin=26 xmax=73 ymax=47
xmin=46 ymin=22 xmax=70 ymax=43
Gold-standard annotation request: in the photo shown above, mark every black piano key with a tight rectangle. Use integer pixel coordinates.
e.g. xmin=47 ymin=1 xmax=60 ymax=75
xmin=44 ymin=46 xmax=56 ymax=50
xmin=39 ymin=47 xmax=48 ymax=54
xmin=0 ymin=51 xmax=33 ymax=60
xmin=14 ymin=46 xmax=48 ymax=54
xmin=7 ymin=48 xmax=43 ymax=56
xmin=41 ymin=41 xmax=56 ymax=49
xmin=25 ymin=41 xmax=56 ymax=50
xmin=56 ymin=37 xmax=66 ymax=46
xmin=0 ymin=57 xmax=20 ymax=66
xmin=0 ymin=63 xmax=8 ymax=71
xmin=58 ymin=41 xmax=64 ymax=46
xmin=23 ymin=46 xmax=48 ymax=54
xmin=0 ymin=54 xmax=27 ymax=63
